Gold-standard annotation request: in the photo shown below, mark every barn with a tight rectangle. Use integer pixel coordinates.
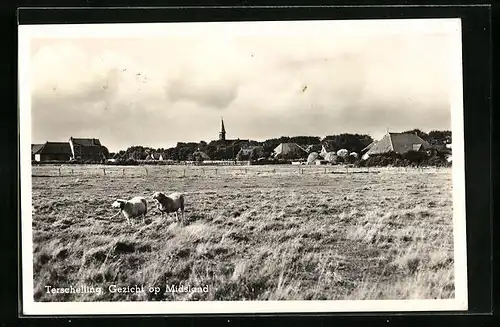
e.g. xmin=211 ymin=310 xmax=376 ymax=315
xmin=362 ymin=132 xmax=432 ymax=159
xmin=273 ymin=143 xmax=308 ymax=160
xmin=192 ymin=151 xmax=210 ymax=162
xmin=236 ymin=146 xmax=265 ymax=161
xmin=32 ymin=142 xmax=72 ymax=162
xmin=69 ymin=137 xmax=106 ymax=161
xmin=31 ymin=144 xmax=44 ymax=160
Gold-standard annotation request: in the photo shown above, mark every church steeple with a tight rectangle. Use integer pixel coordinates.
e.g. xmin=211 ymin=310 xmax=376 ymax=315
xmin=219 ymin=117 xmax=226 ymax=141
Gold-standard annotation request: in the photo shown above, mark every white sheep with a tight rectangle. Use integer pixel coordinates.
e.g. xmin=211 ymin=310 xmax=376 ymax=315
xmin=111 ymin=196 xmax=148 ymax=225
xmin=152 ymin=191 xmax=185 ymax=223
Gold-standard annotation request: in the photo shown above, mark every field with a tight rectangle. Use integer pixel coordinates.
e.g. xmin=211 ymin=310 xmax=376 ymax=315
xmin=30 ymin=164 xmax=455 ymax=302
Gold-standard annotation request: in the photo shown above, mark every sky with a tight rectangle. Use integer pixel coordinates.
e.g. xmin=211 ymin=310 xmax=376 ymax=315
xmin=24 ymin=19 xmax=461 ymax=152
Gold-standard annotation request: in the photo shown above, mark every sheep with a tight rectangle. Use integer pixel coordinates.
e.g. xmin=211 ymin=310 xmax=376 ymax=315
xmin=152 ymin=191 xmax=185 ymax=223
xmin=111 ymin=196 xmax=148 ymax=225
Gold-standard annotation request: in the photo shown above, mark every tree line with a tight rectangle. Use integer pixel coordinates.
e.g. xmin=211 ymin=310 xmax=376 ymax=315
xmin=108 ymin=130 xmax=451 ymax=162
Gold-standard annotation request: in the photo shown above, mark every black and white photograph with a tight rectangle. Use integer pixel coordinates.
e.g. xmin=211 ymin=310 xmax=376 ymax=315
xmin=19 ymin=18 xmax=468 ymax=315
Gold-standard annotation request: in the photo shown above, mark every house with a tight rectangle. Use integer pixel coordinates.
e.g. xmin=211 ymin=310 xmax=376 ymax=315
xmin=145 ymin=152 xmax=164 ymax=160
xmin=192 ymin=151 xmax=210 ymax=162
xmin=32 ymin=142 xmax=72 ymax=162
xmin=31 ymin=144 xmax=45 ymax=160
xmin=363 ymin=132 xmax=432 ymax=158
xmin=236 ymin=146 xmax=264 ymax=161
xmin=273 ymin=143 xmax=308 ymax=159
xmin=69 ymin=137 xmax=105 ymax=161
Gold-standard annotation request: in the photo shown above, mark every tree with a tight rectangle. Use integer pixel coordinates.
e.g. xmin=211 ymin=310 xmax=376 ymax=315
xmin=323 ymin=134 xmax=374 ymax=154
xmin=402 ymin=129 xmax=430 ymax=142
xmin=428 ymin=130 xmax=452 ymax=145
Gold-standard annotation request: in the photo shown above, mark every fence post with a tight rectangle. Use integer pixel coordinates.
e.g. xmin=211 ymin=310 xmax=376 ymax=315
xmin=72 ymin=169 xmax=74 ymax=176
xmin=103 ymin=168 xmax=106 ymax=176
xmin=215 ymin=168 xmax=217 ymax=175
xmin=122 ymin=168 xmax=125 ymax=176
xmin=58 ymin=167 xmax=61 ymax=176
xmin=183 ymin=169 xmax=186 ymax=177
xmin=145 ymin=167 xmax=148 ymax=176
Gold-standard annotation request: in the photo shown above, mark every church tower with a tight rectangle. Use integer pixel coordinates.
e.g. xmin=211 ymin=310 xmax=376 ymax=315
xmin=219 ymin=117 xmax=226 ymax=141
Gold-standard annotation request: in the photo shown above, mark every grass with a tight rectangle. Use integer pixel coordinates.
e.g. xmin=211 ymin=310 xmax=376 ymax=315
xmin=30 ymin=165 xmax=454 ymax=302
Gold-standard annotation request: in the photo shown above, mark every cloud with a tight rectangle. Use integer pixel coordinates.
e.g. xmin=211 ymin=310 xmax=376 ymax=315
xmin=27 ymin=24 xmax=458 ymax=151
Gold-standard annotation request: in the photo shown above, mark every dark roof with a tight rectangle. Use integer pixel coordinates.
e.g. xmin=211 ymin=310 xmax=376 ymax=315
xmin=35 ymin=142 xmax=72 ymax=155
xmin=70 ymin=137 xmax=102 ymax=146
xmin=31 ymin=144 xmax=45 ymax=154
xmin=361 ymin=141 xmax=377 ymax=153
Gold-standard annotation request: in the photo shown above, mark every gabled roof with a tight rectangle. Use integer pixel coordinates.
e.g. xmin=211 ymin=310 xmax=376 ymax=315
xmin=31 ymin=144 xmax=45 ymax=154
xmin=362 ymin=141 xmax=377 ymax=153
xmin=34 ymin=142 xmax=72 ymax=155
xmin=273 ymin=143 xmax=307 ymax=155
xmin=151 ymin=153 xmax=163 ymax=160
xmin=69 ymin=137 xmax=102 ymax=147
xmin=366 ymin=132 xmax=431 ymax=155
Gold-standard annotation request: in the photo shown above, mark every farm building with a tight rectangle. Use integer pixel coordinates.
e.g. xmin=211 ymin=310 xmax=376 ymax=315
xmin=192 ymin=151 xmax=210 ymax=162
xmin=32 ymin=142 xmax=72 ymax=162
xmin=146 ymin=152 xmax=164 ymax=160
xmin=236 ymin=146 xmax=265 ymax=161
xmin=273 ymin=143 xmax=308 ymax=159
xmin=363 ymin=132 xmax=432 ymax=158
xmin=31 ymin=144 xmax=44 ymax=160
xmin=69 ymin=137 xmax=106 ymax=161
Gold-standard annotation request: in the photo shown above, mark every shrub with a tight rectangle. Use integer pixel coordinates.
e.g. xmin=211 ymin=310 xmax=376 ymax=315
xmin=362 ymin=151 xmax=450 ymax=167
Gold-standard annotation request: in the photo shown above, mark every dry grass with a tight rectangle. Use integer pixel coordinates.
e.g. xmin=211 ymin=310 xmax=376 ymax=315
xmin=30 ymin=165 xmax=454 ymax=302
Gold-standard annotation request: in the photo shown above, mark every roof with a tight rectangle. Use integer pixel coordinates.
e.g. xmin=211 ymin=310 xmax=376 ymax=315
xmin=273 ymin=143 xmax=307 ymax=155
xmin=31 ymin=144 xmax=45 ymax=154
xmin=69 ymin=137 xmax=102 ymax=147
xmin=34 ymin=142 xmax=72 ymax=155
xmin=362 ymin=141 xmax=377 ymax=153
xmin=366 ymin=132 xmax=431 ymax=155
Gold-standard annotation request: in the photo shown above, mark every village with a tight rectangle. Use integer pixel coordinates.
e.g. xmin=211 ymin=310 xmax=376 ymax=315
xmin=31 ymin=118 xmax=452 ymax=167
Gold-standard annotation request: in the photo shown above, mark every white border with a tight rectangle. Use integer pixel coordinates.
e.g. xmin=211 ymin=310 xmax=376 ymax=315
xmin=19 ymin=18 xmax=468 ymax=315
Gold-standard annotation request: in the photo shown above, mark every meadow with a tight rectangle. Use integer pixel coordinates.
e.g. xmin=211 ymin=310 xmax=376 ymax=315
xmin=30 ymin=164 xmax=455 ymax=302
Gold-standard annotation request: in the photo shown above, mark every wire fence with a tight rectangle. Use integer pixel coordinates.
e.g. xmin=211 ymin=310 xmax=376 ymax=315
xmin=31 ymin=164 xmax=451 ymax=178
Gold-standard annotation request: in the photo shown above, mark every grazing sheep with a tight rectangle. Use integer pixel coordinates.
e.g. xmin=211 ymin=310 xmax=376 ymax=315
xmin=111 ymin=196 xmax=148 ymax=225
xmin=152 ymin=191 xmax=185 ymax=223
